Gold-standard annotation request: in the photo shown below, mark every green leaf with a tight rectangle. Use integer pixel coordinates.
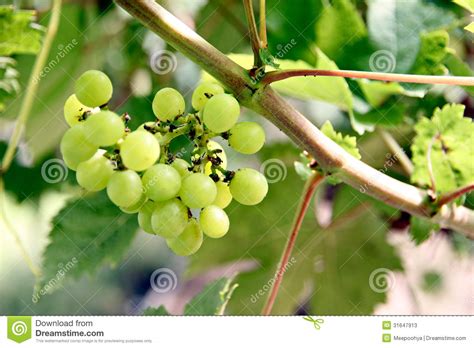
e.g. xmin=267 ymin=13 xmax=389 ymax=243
xmin=184 ymin=277 xmax=238 ymax=315
xmin=443 ymin=52 xmax=474 ymax=95
xmin=354 ymin=99 xmax=406 ymax=128
xmin=409 ymin=216 xmax=439 ymax=245
xmin=402 ymin=30 xmax=450 ymax=92
xmin=321 ymin=121 xmax=360 ymax=159
xmin=36 ymin=191 xmax=139 ymax=296
xmin=367 ymin=0 xmax=455 ymax=73
xmin=265 ymin=0 xmax=322 ymax=64
xmin=358 ymin=81 xmax=405 ymax=108
xmin=259 ymin=47 xmax=279 ymax=69
xmin=411 ymin=104 xmax=474 ymax=193
xmin=315 ymin=0 xmax=367 ymax=61
xmin=453 ymin=0 xmax=474 ymax=12
xmin=143 ymin=306 xmax=170 ymax=316
xmin=465 ymin=21 xmax=474 ymax=33
xmin=0 ymin=56 xmax=19 ymax=112
xmin=143 ymin=277 xmax=238 ymax=316
xmin=321 ymin=121 xmax=360 ymax=184
xmin=410 ymin=31 xmax=449 ymax=76
xmin=0 ymin=6 xmax=44 ymax=56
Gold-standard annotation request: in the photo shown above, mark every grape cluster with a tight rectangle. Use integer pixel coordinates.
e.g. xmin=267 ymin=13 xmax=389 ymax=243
xmin=60 ymin=70 xmax=268 ymax=256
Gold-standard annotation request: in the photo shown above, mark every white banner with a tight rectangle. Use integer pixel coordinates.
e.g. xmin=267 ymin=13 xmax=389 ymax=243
xmin=0 ymin=316 xmax=472 ymax=347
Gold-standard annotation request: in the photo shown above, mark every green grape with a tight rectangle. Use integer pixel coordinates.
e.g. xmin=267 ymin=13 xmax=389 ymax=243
xmin=229 ymin=121 xmax=265 ymax=154
xmin=83 ymin=110 xmax=125 ymax=147
xmin=64 ymin=94 xmax=90 ymax=127
xmin=106 ymin=170 xmax=143 ymax=207
xmin=76 ymin=153 xmax=114 ymax=191
xmin=152 ymin=87 xmax=185 ymax=121
xmin=192 ymin=82 xmax=224 ymax=111
xmin=120 ymin=131 xmax=161 ymax=171
xmin=137 ymin=122 xmax=162 ymax=142
xmin=200 ymin=205 xmax=229 ymax=238
xmin=203 ymin=94 xmax=240 ymax=133
xmin=179 ymin=173 xmax=217 ymax=208
xmin=60 ymin=124 xmax=97 ymax=170
xmin=151 ymin=198 xmax=188 ymax=238
xmin=138 ymin=201 xmax=156 ymax=234
xmin=120 ymin=194 xmax=147 ymax=214
xmin=204 ymin=140 xmax=227 ymax=176
xmin=229 ymin=168 xmax=268 ymax=205
xmin=213 ymin=181 xmax=232 ymax=208
xmin=171 ymin=158 xmax=191 ymax=178
xmin=142 ymin=164 xmax=181 ymax=201
xmin=166 ymin=219 xmax=203 ymax=256
xmin=74 ymin=70 xmax=113 ymax=107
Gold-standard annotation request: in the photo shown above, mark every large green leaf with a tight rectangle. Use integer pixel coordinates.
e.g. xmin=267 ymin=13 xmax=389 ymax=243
xmin=0 ymin=6 xmax=44 ymax=56
xmin=36 ymin=191 xmax=139 ymax=296
xmin=188 ymin=164 xmax=402 ymax=315
xmin=367 ymin=0 xmax=455 ymax=73
xmin=315 ymin=0 xmax=367 ymax=61
xmin=411 ymin=104 xmax=474 ymax=194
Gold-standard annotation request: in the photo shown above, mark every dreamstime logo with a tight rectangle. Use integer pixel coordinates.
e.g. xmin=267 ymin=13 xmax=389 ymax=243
xmin=11 ymin=321 xmax=28 ymax=336
xmin=150 ymin=268 xmax=178 ymax=293
xmin=369 ymin=268 xmax=396 ymax=293
xmin=150 ymin=50 xmax=177 ymax=75
xmin=7 ymin=316 xmax=32 ymax=343
xmin=41 ymin=158 xmax=68 ymax=183
xmin=260 ymin=158 xmax=287 ymax=184
xmin=369 ymin=50 xmax=396 ymax=73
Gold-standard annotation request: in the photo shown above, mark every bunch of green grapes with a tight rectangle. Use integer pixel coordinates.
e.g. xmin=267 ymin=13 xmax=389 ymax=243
xmin=61 ymin=70 xmax=268 ymax=256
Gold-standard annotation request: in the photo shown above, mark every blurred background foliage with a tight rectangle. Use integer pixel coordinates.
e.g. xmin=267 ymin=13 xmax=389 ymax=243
xmin=0 ymin=0 xmax=473 ymax=315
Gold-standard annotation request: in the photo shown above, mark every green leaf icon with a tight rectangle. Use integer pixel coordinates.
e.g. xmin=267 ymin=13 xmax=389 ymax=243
xmin=7 ymin=316 xmax=32 ymax=343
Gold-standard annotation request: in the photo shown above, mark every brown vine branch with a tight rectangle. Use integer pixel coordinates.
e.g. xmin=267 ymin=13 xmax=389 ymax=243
xmin=243 ymin=0 xmax=263 ymax=67
xmin=262 ymin=69 xmax=474 ymax=86
xmin=438 ymin=184 xmax=474 ymax=207
xmin=262 ymin=173 xmax=324 ymax=315
xmin=114 ymin=0 xmax=474 ymax=238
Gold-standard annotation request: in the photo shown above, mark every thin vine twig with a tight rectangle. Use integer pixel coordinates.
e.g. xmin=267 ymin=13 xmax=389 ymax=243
xmin=242 ymin=0 xmax=263 ymax=67
xmin=262 ymin=173 xmax=324 ymax=315
xmin=1 ymin=0 xmax=63 ymax=173
xmin=259 ymin=0 xmax=267 ymax=48
xmin=0 ymin=0 xmax=62 ymax=278
xmin=438 ymin=184 xmax=474 ymax=207
xmin=262 ymin=69 xmax=474 ymax=86
xmin=378 ymin=129 xmax=413 ymax=176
